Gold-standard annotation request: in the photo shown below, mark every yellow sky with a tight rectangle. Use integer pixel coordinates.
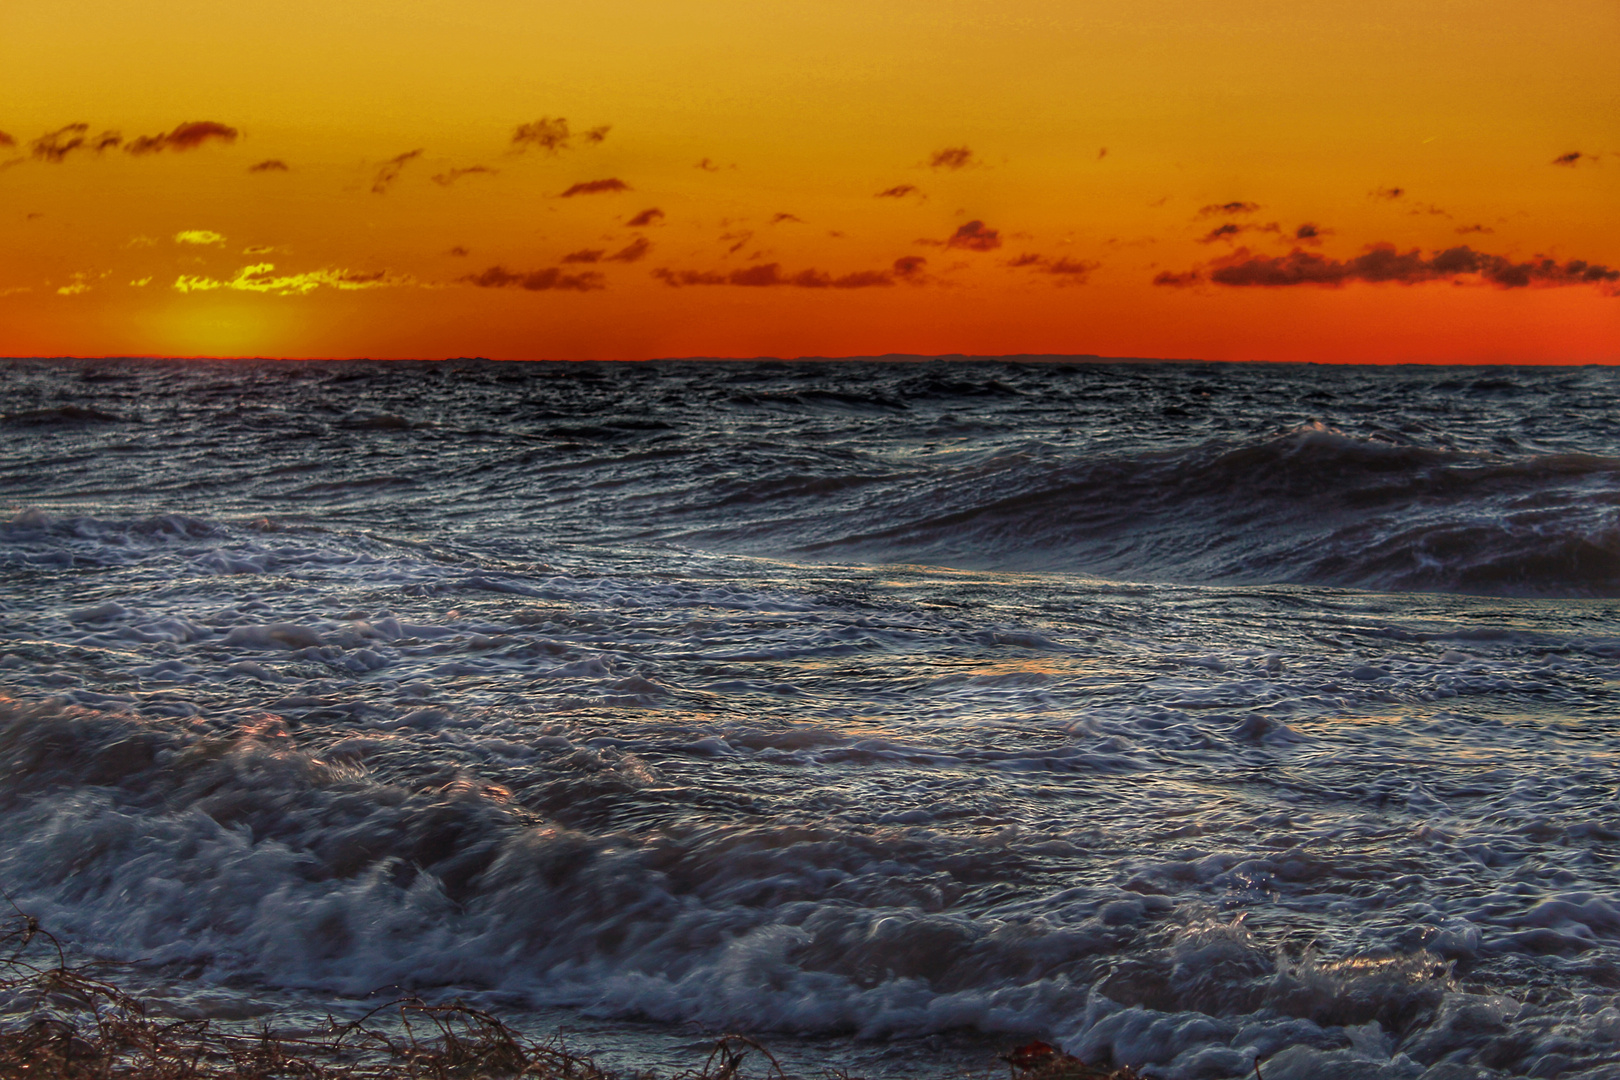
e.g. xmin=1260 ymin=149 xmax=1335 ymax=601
xmin=2 ymin=0 xmax=1616 ymax=360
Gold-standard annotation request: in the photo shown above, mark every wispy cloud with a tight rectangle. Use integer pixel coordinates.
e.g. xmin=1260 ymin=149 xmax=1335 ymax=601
xmin=30 ymin=124 xmax=93 ymax=162
xmin=511 ymin=118 xmax=610 ymax=154
xmin=1004 ymin=253 xmax=1099 ymax=283
xmin=1370 ymin=186 xmax=1405 ymax=200
xmin=559 ymin=237 xmax=651 ymax=265
xmin=24 ymin=120 xmax=237 ymax=163
xmin=1197 ymin=222 xmax=1281 ymax=243
xmin=560 ymin=178 xmax=630 ymax=197
xmin=431 ymin=165 xmax=497 ymax=186
xmin=1154 ymin=243 xmax=1620 ymax=292
xmin=1551 ymin=151 xmax=1595 ymax=167
xmin=56 ymin=271 xmax=97 ymax=296
xmin=892 ymin=256 xmax=928 ymax=281
xmin=875 ymin=184 xmax=922 ymax=198
xmin=771 ymin=212 xmax=804 ymax=224
xmin=459 ymin=266 xmax=605 ymax=291
xmin=626 ymin=208 xmax=664 ymax=227
xmin=372 ymin=149 xmax=422 ymax=194
xmin=1455 ymin=223 xmax=1494 ymax=235
xmin=1197 ymin=201 xmax=1259 ymax=217
xmin=248 ymin=159 xmax=288 ymax=172
xmin=174 ymin=263 xmax=409 ymax=295
xmin=928 ymin=146 xmax=976 ymax=170
xmin=652 ymin=256 xmax=923 ymax=289
xmin=126 ymin=121 xmax=238 ymax=155
xmin=1293 ymin=223 xmax=1330 ymax=245
xmin=174 ymin=230 xmax=225 ymax=246
xmin=605 ymin=237 xmax=651 ymax=263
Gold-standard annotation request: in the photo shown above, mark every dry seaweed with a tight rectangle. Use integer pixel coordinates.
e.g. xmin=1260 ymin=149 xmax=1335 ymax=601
xmin=0 ymin=912 xmax=1130 ymax=1080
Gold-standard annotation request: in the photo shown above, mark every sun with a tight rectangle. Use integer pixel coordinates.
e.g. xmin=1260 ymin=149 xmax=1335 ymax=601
xmin=141 ymin=295 xmax=286 ymax=358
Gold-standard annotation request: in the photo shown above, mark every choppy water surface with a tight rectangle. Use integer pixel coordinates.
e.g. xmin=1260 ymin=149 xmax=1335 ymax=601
xmin=2 ymin=358 xmax=1620 ymax=1079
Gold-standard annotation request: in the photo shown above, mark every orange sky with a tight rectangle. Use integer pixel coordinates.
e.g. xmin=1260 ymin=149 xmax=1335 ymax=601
xmin=2 ymin=0 xmax=1616 ymax=361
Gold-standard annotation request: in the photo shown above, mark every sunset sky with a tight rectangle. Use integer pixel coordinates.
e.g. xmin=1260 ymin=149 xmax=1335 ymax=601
xmin=2 ymin=0 xmax=1616 ymax=362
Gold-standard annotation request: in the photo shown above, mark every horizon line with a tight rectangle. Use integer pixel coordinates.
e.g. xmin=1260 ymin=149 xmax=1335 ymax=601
xmin=3 ymin=353 xmax=1613 ymax=367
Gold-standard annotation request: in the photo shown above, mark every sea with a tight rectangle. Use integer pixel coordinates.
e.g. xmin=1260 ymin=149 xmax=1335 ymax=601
xmin=2 ymin=357 xmax=1619 ymax=1079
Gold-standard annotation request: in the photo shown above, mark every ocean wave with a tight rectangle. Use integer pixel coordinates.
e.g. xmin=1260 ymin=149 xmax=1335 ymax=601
xmin=774 ymin=424 xmax=1620 ymax=597
xmin=0 ymin=698 xmax=1496 ymax=1059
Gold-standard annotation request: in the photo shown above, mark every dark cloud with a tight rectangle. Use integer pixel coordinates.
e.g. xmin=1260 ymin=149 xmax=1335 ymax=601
xmin=875 ymin=184 xmax=921 ymax=198
xmin=0 ymin=131 xmax=13 ymax=147
xmin=30 ymin=124 xmax=90 ymax=163
xmin=892 ymin=256 xmax=927 ymax=280
xmin=513 ymin=118 xmax=568 ymax=153
xmin=1035 ymin=257 xmax=1097 ymax=278
xmin=605 ymin=237 xmax=651 ymax=263
xmin=90 ymin=131 xmax=122 ymax=152
xmin=560 ymin=178 xmax=630 ymax=197
xmin=1455 ymin=223 xmax=1494 ymax=235
xmin=431 ymin=165 xmax=497 ymax=186
xmin=560 ymin=239 xmax=649 ymax=265
xmin=372 ymin=149 xmax=423 ymax=194
xmin=1551 ymin=151 xmax=1590 ymax=167
xmin=1370 ymin=186 xmax=1405 ymax=200
xmin=771 ymin=212 xmax=804 ymax=224
xmin=720 ymin=230 xmax=752 ymax=255
xmin=652 ymin=258 xmax=917 ymax=289
xmin=1198 ymin=221 xmax=1281 ymax=243
xmin=1005 ymin=253 xmax=1099 ymax=283
xmin=929 ymin=146 xmax=975 ymax=170
xmin=943 ymin=220 xmax=1002 ymax=252
xmin=1293 ymin=223 xmax=1331 ymax=245
xmin=125 ymin=121 xmax=238 ymax=155
xmin=626 ymin=208 xmax=664 ymax=227
xmin=1154 ymin=242 xmax=1620 ymax=292
xmin=696 ymin=158 xmax=720 ymax=172
xmin=448 ymin=246 xmax=470 ymax=257
xmin=459 ymin=265 xmax=605 ymax=291
xmin=511 ymin=118 xmax=609 ymax=155
xmin=248 ymin=159 xmax=289 ymax=172
xmin=1097 ymin=147 xmax=1108 ymax=160
xmin=1197 ymin=201 xmax=1259 ymax=217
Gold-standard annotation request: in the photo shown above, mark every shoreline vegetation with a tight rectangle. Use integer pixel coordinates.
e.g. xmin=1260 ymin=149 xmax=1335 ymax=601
xmin=0 ymin=913 xmax=1145 ymax=1080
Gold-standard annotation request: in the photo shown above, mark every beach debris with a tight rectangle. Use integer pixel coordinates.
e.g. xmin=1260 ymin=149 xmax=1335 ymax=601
xmin=1000 ymin=1040 xmax=1142 ymax=1079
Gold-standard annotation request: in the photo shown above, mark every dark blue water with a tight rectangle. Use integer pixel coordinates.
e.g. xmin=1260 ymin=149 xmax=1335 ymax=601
xmin=2 ymin=359 xmax=1619 ymax=1079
